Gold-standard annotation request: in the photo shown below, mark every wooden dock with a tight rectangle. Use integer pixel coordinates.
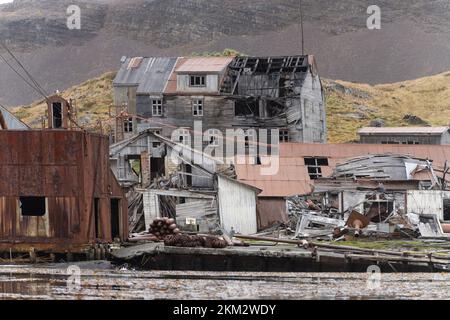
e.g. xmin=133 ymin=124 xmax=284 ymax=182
xmin=111 ymin=242 xmax=450 ymax=273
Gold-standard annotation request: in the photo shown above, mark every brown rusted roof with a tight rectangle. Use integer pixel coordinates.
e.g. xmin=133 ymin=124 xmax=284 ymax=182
xmin=164 ymin=57 xmax=188 ymax=94
xmin=176 ymin=57 xmax=234 ymax=73
xmin=235 ymin=143 xmax=450 ymax=197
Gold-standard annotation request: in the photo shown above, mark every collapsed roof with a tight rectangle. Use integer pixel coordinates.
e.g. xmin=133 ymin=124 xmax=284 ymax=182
xmin=332 ymin=154 xmax=437 ymax=181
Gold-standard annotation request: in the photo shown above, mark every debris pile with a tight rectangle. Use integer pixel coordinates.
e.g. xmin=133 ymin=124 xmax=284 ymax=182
xmin=285 ymin=154 xmax=450 ymax=241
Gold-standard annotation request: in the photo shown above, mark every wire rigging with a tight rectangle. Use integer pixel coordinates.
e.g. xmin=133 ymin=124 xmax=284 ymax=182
xmin=0 ymin=42 xmax=49 ymax=101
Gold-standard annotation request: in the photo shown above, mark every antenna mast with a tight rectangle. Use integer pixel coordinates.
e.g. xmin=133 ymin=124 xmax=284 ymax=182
xmin=299 ymin=0 xmax=305 ymax=55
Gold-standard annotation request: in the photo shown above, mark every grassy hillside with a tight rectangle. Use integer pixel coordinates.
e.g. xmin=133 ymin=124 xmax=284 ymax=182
xmin=11 ymin=72 xmax=116 ymax=131
xmin=325 ymin=71 xmax=450 ymax=142
xmin=11 ymin=71 xmax=450 ymax=142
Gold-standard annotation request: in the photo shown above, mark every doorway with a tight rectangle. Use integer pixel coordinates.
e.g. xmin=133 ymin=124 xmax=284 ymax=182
xmin=110 ymin=199 xmax=121 ymax=240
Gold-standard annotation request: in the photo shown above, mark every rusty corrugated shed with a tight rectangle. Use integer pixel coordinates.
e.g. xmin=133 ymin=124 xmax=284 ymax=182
xmin=0 ymin=130 xmax=128 ymax=252
xmin=235 ymin=143 xmax=450 ymax=197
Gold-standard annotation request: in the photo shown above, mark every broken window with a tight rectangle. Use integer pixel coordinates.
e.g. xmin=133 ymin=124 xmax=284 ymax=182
xmin=192 ymin=98 xmax=204 ymax=116
xmin=52 ymin=102 xmax=63 ymax=128
xmin=206 ymin=129 xmax=220 ymax=147
xmin=235 ymin=99 xmax=259 ymax=117
xmin=304 ymin=157 xmax=329 ymax=180
xmin=189 ymin=75 xmax=206 ymax=87
xmin=279 ymin=129 xmax=289 ymax=142
xmin=152 ymin=98 xmax=163 ymax=116
xmin=123 ymin=117 xmax=133 ymax=133
xmin=444 ymin=199 xmax=450 ymax=221
xmin=267 ymin=100 xmax=285 ymax=118
xmin=19 ymin=197 xmax=46 ymax=217
xmin=364 ymin=194 xmax=394 ymax=223
xmin=152 ymin=142 xmax=161 ymax=148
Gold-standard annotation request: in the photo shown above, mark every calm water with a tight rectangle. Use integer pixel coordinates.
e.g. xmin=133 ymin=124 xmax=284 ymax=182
xmin=0 ymin=265 xmax=449 ymax=300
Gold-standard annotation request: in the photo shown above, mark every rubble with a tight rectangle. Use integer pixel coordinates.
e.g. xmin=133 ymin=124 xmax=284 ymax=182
xmin=283 ymin=154 xmax=450 ymax=242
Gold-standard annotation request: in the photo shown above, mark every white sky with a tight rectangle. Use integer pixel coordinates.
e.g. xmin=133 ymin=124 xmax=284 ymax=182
xmin=0 ymin=0 xmax=14 ymax=4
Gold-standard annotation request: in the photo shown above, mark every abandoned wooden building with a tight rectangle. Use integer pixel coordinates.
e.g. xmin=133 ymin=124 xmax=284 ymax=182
xmin=110 ymin=130 xmax=260 ymax=235
xmin=0 ymin=96 xmax=128 ymax=254
xmin=112 ymin=55 xmax=327 ymax=146
xmin=358 ymin=127 xmax=450 ymax=145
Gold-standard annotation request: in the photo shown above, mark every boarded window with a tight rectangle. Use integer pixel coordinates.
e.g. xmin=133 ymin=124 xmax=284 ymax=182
xmin=189 ymin=75 xmax=206 ymax=87
xmin=19 ymin=197 xmax=46 ymax=217
xmin=304 ymin=157 xmax=329 ymax=180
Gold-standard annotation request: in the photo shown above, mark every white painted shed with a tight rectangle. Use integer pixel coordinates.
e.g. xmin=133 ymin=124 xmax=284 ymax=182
xmin=407 ymin=190 xmax=450 ymax=221
xmin=217 ymin=175 xmax=260 ymax=235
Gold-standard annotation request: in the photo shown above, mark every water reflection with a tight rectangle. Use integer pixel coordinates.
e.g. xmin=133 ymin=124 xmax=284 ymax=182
xmin=0 ymin=266 xmax=449 ymax=300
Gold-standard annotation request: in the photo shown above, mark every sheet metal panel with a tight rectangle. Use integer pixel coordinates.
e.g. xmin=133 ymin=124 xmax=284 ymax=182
xmin=0 ymin=130 xmax=128 ymax=251
xmin=0 ymin=105 xmax=29 ymax=130
xmin=114 ymin=57 xmax=178 ymax=95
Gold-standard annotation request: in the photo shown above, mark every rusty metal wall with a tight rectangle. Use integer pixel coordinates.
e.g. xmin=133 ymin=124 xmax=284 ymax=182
xmin=0 ymin=130 xmax=128 ymax=252
xmin=256 ymin=197 xmax=289 ymax=231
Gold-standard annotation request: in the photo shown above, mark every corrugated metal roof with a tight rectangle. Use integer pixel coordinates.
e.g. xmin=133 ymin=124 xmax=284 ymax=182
xmin=176 ymin=57 xmax=234 ymax=73
xmin=235 ymin=143 xmax=450 ymax=197
xmin=0 ymin=105 xmax=29 ymax=130
xmin=358 ymin=127 xmax=450 ymax=135
xmin=113 ymin=57 xmax=178 ymax=94
xmin=164 ymin=58 xmax=188 ymax=95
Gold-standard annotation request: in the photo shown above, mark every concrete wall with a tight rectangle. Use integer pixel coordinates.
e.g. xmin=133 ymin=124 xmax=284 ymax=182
xmin=257 ymin=197 xmax=288 ymax=230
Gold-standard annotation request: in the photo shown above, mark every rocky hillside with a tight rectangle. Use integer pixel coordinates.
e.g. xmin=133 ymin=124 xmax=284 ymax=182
xmin=11 ymin=70 xmax=450 ymax=143
xmin=0 ymin=0 xmax=449 ymax=106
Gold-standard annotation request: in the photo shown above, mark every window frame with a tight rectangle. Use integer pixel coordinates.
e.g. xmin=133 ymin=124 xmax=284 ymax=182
xmin=19 ymin=197 xmax=47 ymax=217
xmin=177 ymin=128 xmax=191 ymax=146
xmin=123 ymin=117 xmax=134 ymax=133
xmin=192 ymin=98 xmax=204 ymax=117
xmin=189 ymin=75 xmax=206 ymax=87
xmin=207 ymin=129 xmax=220 ymax=147
xmin=304 ymin=157 xmax=329 ymax=180
xmin=151 ymin=98 xmax=163 ymax=117
xmin=279 ymin=129 xmax=290 ymax=143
